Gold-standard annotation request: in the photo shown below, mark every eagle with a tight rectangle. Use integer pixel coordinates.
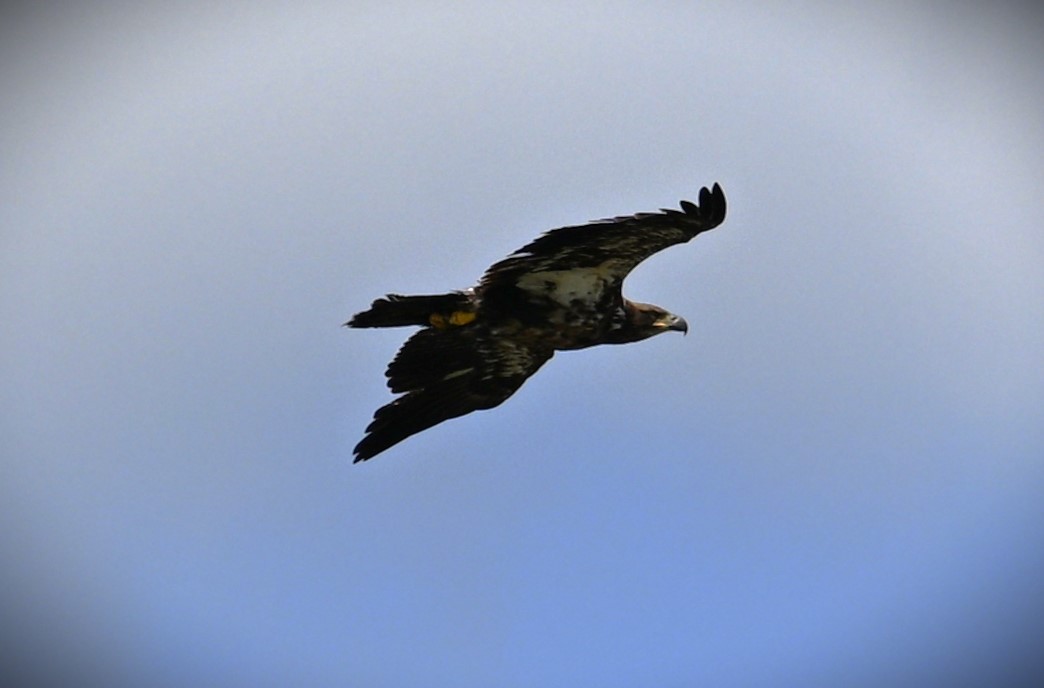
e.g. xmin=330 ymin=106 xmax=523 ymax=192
xmin=347 ymin=183 xmax=727 ymax=461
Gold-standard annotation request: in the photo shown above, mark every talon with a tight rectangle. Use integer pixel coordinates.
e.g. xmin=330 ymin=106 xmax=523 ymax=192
xmin=448 ymin=311 xmax=476 ymax=326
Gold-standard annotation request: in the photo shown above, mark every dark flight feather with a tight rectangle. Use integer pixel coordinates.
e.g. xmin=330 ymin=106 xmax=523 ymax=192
xmin=354 ymin=328 xmax=552 ymax=461
xmin=479 ymin=183 xmax=726 ymax=291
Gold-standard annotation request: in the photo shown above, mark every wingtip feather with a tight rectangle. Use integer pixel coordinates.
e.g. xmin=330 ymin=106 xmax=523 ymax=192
xmin=684 ymin=182 xmax=726 ymax=229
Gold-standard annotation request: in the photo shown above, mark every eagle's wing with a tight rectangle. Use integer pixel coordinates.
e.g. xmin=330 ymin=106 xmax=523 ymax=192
xmin=353 ymin=326 xmax=553 ymax=461
xmin=479 ymin=183 xmax=726 ymax=292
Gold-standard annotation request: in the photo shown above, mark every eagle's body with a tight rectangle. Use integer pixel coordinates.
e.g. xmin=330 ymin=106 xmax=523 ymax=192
xmin=348 ymin=183 xmax=727 ymax=461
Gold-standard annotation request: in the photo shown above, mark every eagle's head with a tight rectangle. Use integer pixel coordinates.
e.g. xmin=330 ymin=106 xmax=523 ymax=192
xmin=604 ymin=300 xmax=688 ymax=344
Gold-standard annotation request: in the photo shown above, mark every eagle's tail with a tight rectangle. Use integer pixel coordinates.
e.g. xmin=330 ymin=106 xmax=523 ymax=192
xmin=346 ymin=291 xmax=474 ymax=328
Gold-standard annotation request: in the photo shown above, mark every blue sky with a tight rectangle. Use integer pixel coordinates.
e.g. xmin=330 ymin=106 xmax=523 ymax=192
xmin=2 ymin=2 xmax=1042 ymax=686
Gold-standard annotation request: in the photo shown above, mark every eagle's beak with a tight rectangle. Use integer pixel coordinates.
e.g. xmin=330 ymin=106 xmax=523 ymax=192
xmin=663 ymin=314 xmax=688 ymax=335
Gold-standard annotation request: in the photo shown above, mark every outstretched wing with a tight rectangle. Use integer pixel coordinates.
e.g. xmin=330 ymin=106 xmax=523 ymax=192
xmin=479 ymin=183 xmax=726 ymax=294
xmin=353 ymin=326 xmax=553 ymax=461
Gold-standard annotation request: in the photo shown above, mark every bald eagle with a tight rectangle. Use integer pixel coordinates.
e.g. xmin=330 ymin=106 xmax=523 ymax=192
xmin=347 ymin=183 xmax=727 ymax=461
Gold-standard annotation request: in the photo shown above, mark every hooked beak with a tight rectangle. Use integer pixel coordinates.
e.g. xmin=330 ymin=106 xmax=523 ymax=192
xmin=662 ymin=313 xmax=688 ymax=335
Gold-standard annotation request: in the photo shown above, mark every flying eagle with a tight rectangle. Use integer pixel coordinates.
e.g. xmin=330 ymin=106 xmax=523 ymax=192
xmin=347 ymin=183 xmax=727 ymax=461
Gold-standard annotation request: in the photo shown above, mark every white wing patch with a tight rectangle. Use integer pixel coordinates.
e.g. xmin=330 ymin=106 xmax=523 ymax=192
xmin=515 ymin=264 xmax=613 ymax=306
xmin=440 ymin=367 xmax=475 ymax=382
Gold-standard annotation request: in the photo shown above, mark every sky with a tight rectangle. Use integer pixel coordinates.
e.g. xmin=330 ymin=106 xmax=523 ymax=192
xmin=2 ymin=2 xmax=1043 ymax=686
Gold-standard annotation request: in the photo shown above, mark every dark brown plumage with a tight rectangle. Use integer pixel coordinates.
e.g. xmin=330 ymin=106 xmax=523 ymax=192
xmin=347 ymin=183 xmax=727 ymax=461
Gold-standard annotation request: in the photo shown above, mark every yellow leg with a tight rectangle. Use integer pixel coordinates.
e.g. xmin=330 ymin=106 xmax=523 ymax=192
xmin=428 ymin=311 xmax=476 ymax=329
